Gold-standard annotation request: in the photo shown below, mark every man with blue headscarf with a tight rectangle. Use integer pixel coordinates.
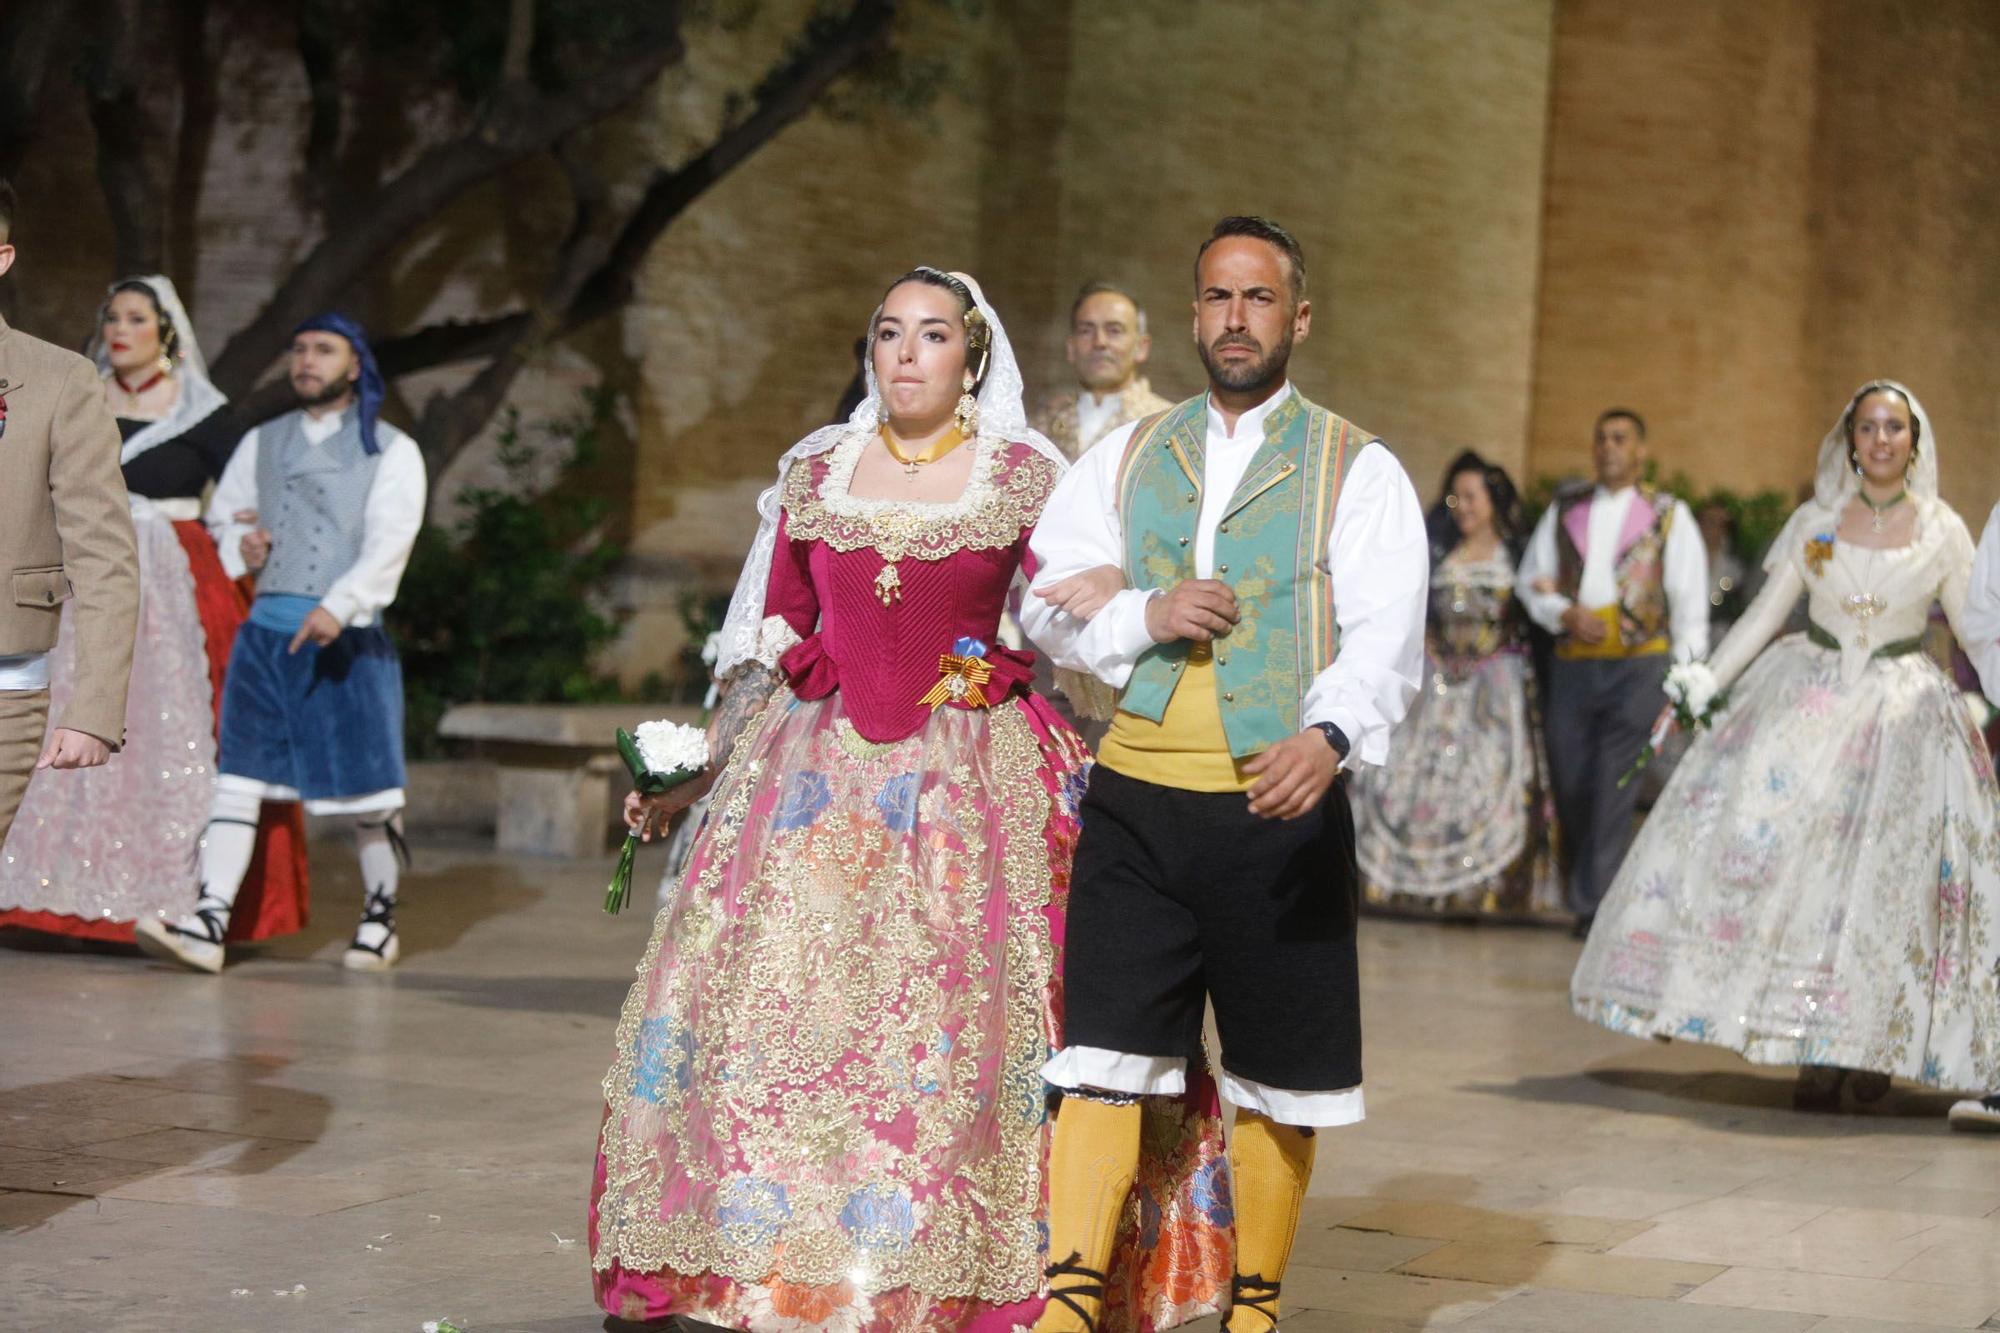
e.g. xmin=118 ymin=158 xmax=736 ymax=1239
xmin=138 ymin=313 xmax=427 ymax=974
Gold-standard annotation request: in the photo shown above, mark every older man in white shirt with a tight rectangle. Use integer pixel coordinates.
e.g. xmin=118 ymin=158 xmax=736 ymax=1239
xmin=1516 ymin=408 xmax=1708 ymax=936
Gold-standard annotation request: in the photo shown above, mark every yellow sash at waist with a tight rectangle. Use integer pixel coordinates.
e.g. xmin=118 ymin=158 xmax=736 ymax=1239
xmin=1554 ymin=604 xmax=1668 ymax=661
xmin=1098 ymin=646 xmax=1256 ymax=793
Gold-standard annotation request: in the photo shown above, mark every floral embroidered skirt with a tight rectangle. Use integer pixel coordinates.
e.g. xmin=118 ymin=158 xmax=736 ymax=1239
xmin=1572 ymin=636 xmax=2000 ymax=1089
xmin=591 ymin=688 xmax=1232 ymax=1331
xmin=1353 ymin=649 xmax=1560 ymax=917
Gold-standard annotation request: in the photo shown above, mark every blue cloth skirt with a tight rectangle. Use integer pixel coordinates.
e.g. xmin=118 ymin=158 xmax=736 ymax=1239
xmin=217 ymin=621 xmax=407 ymax=799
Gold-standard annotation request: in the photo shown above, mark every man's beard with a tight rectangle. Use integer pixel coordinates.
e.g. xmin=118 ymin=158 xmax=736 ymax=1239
xmin=293 ymin=375 xmax=350 ymax=408
xmin=1198 ymin=329 xmax=1292 ymax=394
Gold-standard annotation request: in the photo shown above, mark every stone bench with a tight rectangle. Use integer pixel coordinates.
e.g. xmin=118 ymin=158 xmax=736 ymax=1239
xmin=437 ymin=703 xmax=702 ymax=858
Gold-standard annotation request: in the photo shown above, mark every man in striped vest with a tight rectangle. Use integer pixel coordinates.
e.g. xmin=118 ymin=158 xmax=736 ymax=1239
xmin=1021 ymin=216 xmax=1429 ymax=1333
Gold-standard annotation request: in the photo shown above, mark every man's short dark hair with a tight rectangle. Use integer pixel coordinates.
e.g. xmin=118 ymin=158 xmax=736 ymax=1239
xmin=0 ymin=177 xmax=15 ymax=243
xmin=1195 ymin=215 xmax=1306 ymax=306
xmin=1069 ymin=281 xmax=1146 ymax=335
xmin=1595 ymin=407 xmax=1647 ymax=439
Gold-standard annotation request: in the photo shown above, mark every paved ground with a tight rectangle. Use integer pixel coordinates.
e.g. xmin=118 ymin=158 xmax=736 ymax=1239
xmin=3 ymin=836 xmax=1997 ymax=1331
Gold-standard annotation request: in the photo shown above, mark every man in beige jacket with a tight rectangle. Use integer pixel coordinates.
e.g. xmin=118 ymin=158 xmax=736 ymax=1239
xmin=0 ymin=178 xmax=140 ymax=844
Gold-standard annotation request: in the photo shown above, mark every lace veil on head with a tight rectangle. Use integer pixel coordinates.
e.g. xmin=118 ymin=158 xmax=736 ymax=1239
xmin=86 ymin=274 xmax=230 ymax=464
xmin=712 ymin=268 xmax=1066 ymax=677
xmin=1813 ymin=378 xmax=1938 ymax=509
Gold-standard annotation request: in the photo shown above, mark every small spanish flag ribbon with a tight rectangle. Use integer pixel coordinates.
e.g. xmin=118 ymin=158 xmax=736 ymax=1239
xmin=919 ymin=637 xmax=995 ymax=711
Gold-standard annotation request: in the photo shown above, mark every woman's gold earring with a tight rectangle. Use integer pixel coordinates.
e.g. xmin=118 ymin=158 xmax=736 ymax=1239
xmin=954 ymin=370 xmax=978 ymax=436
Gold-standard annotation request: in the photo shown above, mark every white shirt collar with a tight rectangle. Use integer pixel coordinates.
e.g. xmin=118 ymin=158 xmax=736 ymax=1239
xmin=1203 ymin=380 xmax=1294 ymax=444
xmin=1594 ymin=482 xmax=1636 ymax=503
xmin=300 ymin=403 xmax=352 ymax=441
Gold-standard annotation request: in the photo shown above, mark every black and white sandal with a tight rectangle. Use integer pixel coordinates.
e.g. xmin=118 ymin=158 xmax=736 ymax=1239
xmin=1948 ymin=1093 xmax=2000 ymax=1132
xmin=134 ymin=890 xmax=231 ymax=974
xmin=342 ymin=887 xmax=400 ymax=971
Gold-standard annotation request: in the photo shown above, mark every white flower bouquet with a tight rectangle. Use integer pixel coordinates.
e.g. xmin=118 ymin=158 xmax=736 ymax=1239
xmin=605 ymin=719 xmax=710 ymax=914
xmin=1618 ymin=662 xmax=1727 ymax=789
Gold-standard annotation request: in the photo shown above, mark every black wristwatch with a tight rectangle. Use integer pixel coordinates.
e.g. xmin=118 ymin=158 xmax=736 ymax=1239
xmin=1310 ymin=721 xmax=1350 ymax=761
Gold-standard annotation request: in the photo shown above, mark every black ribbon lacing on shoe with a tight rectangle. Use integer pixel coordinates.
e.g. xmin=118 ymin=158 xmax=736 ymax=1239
xmin=1225 ymin=1272 xmax=1281 ymax=1331
xmin=1043 ymin=1251 xmax=1106 ymax=1332
xmin=349 ymin=887 xmax=397 ymax=956
xmin=165 ymin=887 xmax=229 ymax=945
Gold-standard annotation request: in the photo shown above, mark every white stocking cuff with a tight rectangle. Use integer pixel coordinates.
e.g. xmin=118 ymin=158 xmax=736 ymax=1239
xmin=1042 ymin=1046 xmax=1187 ymax=1097
xmin=1221 ymin=1072 xmax=1367 ymax=1127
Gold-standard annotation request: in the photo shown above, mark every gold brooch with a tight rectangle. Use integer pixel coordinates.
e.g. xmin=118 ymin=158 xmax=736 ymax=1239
xmin=874 ymin=563 xmax=902 ymax=606
xmin=1803 ymin=533 xmax=1834 ymax=577
xmin=918 ymin=639 xmax=995 ymax=710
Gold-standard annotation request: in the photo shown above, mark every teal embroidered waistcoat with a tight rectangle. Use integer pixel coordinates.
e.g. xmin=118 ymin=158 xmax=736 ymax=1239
xmin=1116 ymin=389 xmax=1369 ymax=758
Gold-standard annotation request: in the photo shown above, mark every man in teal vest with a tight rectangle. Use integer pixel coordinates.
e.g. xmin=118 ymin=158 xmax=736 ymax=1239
xmin=1021 ymin=217 xmax=1429 ymax=1333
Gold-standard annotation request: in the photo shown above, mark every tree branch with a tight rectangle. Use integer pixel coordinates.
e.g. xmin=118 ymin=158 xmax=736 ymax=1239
xmin=572 ymin=0 xmax=900 ymax=325
xmin=407 ymin=0 xmax=901 ymax=481
xmin=295 ymin=0 xmax=341 ymax=220
xmin=280 ymin=0 xmax=900 ymax=487
xmin=168 ymin=0 xmax=220 ymax=300
xmin=207 ymin=28 xmax=685 ymax=398
xmin=501 ymin=0 xmax=535 ymax=86
xmin=375 ymin=312 xmax=536 ymax=375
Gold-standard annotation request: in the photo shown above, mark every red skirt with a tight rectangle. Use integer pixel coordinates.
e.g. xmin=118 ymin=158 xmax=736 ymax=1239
xmin=0 ymin=520 xmax=311 ymax=943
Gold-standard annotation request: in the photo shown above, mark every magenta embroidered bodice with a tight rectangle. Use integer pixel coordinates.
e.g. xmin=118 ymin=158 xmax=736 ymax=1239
xmin=758 ymin=434 xmax=1060 ymax=743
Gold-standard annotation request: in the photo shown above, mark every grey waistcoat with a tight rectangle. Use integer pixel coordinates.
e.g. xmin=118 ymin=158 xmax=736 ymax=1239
xmin=256 ymin=410 xmax=385 ymax=600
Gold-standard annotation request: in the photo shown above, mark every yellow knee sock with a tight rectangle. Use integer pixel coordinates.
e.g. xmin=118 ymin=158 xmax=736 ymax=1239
xmin=1226 ymin=1109 xmax=1318 ymax=1332
xmin=1034 ymin=1094 xmax=1142 ymax=1332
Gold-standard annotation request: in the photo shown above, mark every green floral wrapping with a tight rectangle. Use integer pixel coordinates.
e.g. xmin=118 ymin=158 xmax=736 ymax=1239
xmin=606 ymin=727 xmax=706 ymax=915
xmin=1616 ymin=688 xmax=1729 ymax=790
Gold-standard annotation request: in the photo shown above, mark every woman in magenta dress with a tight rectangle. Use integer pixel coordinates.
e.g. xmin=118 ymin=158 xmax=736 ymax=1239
xmin=589 ymin=271 xmax=1232 ymax=1331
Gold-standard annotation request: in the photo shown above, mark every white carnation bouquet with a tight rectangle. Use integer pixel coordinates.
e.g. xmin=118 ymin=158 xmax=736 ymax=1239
xmin=605 ymin=719 xmax=710 ymax=914
xmin=1619 ymin=662 xmax=1727 ymax=789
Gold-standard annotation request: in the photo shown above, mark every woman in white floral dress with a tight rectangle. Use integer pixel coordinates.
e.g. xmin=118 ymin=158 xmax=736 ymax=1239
xmin=1354 ymin=451 xmax=1559 ymax=917
xmin=1571 ymin=381 xmax=2000 ymax=1113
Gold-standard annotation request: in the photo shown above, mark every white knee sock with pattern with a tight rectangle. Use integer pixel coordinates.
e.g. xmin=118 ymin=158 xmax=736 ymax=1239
xmin=352 ymin=814 xmax=403 ymax=949
xmin=197 ymin=786 xmax=263 ymax=919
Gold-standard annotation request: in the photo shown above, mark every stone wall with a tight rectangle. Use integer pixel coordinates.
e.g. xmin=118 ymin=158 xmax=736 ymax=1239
xmin=613 ymin=0 xmax=1559 ymax=680
xmin=1530 ymin=0 xmax=2000 ymax=520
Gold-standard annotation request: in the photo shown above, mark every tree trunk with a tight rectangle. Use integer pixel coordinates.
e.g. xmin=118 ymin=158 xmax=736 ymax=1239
xmin=167 ymin=0 xmax=220 ymax=303
xmin=0 ymin=1 xmax=71 ymax=184
xmin=85 ymin=0 xmax=167 ymax=278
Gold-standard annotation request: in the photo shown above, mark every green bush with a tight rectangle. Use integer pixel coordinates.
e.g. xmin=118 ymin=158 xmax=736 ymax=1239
xmin=394 ymin=389 xmax=626 ymax=756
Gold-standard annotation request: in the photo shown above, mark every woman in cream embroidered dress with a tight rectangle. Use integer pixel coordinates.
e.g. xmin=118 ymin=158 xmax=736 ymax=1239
xmin=590 ymin=271 xmax=1231 ymax=1331
xmin=1572 ymin=382 xmax=2000 ymax=1110
xmin=1354 ymin=451 xmax=1559 ymax=917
